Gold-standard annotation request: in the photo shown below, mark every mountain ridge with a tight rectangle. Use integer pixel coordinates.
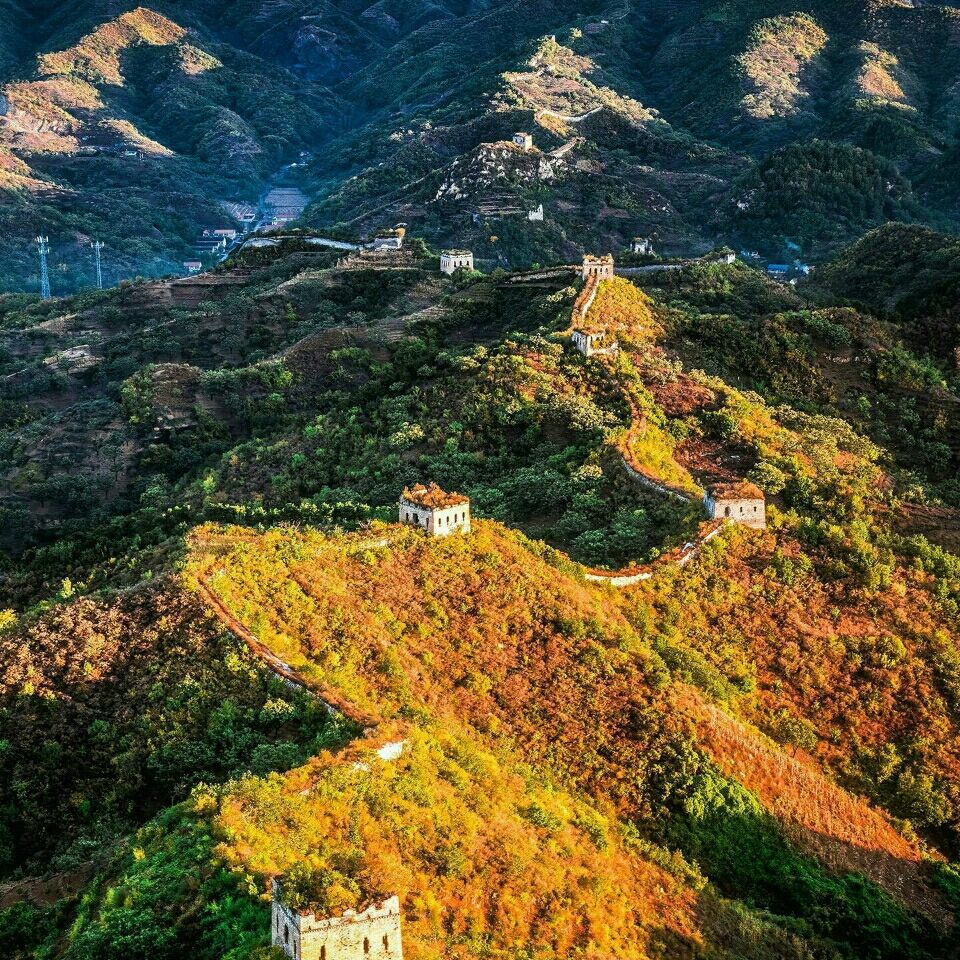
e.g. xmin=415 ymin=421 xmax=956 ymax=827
xmin=4 ymin=0 xmax=960 ymax=291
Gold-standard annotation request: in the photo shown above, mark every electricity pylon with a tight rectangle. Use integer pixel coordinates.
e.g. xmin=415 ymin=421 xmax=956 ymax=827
xmin=36 ymin=236 xmax=51 ymax=300
xmin=93 ymin=240 xmax=104 ymax=289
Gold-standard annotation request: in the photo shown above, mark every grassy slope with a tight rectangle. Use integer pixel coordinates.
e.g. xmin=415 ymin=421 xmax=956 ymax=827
xmin=0 ymin=571 xmax=351 ymax=875
xmin=12 ymin=516 xmax=948 ymax=959
xmin=170 ymin=519 xmax=954 ymax=954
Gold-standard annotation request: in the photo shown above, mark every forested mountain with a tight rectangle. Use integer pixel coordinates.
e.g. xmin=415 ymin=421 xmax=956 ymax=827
xmin=2 ymin=0 xmax=960 ymax=291
xmin=4 ymin=4 xmax=960 ymax=959
xmin=2 ymin=233 xmax=960 ymax=958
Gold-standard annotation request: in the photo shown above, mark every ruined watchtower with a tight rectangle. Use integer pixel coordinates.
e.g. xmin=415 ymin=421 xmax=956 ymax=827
xmin=440 ymin=250 xmax=474 ymax=274
xmin=272 ymin=880 xmax=403 ymax=960
xmin=572 ymin=328 xmax=619 ymax=358
xmin=512 ymin=131 xmax=533 ymax=151
xmin=582 ymin=254 xmax=614 ymax=279
xmin=631 ymin=237 xmax=653 ymax=255
xmin=370 ymin=227 xmax=406 ymax=251
xmin=399 ymin=483 xmax=471 ymax=536
xmin=704 ymin=482 xmax=766 ymax=530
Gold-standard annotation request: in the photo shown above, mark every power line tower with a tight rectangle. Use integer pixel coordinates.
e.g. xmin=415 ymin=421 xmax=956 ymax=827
xmin=35 ymin=236 xmax=51 ymax=300
xmin=93 ymin=240 xmax=104 ymax=289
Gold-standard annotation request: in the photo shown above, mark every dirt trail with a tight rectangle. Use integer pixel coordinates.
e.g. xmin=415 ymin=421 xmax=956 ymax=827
xmin=195 ymin=577 xmax=379 ymax=730
xmin=0 ymin=861 xmax=98 ymax=909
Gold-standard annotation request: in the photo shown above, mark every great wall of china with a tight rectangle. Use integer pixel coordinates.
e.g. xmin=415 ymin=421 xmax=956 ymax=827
xmin=565 ymin=266 xmax=753 ymax=586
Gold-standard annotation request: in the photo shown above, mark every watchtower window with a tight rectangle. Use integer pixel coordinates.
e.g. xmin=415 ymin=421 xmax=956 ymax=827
xmin=364 ymin=936 xmax=371 ymax=954
xmin=321 ymin=948 xmax=326 ymax=960
xmin=724 ymin=506 xmax=731 ymax=517
xmin=285 ymin=925 xmax=290 ymax=944
xmin=383 ymin=934 xmax=390 ymax=951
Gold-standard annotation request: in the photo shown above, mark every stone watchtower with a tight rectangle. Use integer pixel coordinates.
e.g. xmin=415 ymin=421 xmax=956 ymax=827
xmin=704 ymin=482 xmax=766 ymax=530
xmin=399 ymin=483 xmax=471 ymax=536
xmin=512 ymin=131 xmax=533 ymax=151
xmin=272 ymin=879 xmax=403 ymax=960
xmin=582 ymin=254 xmax=614 ymax=279
xmin=572 ymin=328 xmax=618 ymax=358
xmin=440 ymin=250 xmax=474 ymax=274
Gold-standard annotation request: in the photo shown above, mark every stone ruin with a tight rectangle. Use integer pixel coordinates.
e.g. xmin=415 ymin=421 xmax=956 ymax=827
xmin=582 ymin=254 xmax=614 ymax=279
xmin=571 ymin=328 xmax=619 ymax=358
xmin=704 ymin=482 xmax=766 ymax=530
xmin=399 ymin=483 xmax=471 ymax=536
xmin=272 ymin=880 xmax=403 ymax=960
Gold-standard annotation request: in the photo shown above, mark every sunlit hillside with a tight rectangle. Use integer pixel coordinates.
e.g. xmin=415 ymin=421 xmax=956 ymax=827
xmin=0 ymin=122 xmax=960 ymax=960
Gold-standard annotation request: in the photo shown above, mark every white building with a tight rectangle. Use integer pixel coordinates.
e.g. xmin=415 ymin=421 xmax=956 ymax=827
xmin=440 ymin=250 xmax=474 ymax=274
xmin=572 ymin=328 xmax=619 ymax=358
xmin=399 ymin=483 xmax=471 ymax=536
xmin=631 ymin=237 xmax=652 ymax=255
xmin=272 ymin=880 xmax=403 ymax=960
xmin=704 ymin=482 xmax=766 ymax=529
xmin=527 ymin=204 xmax=544 ymax=222
xmin=512 ymin=131 xmax=533 ymax=151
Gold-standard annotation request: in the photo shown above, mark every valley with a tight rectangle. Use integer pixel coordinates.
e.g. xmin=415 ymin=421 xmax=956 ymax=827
xmin=2 ymin=0 xmax=960 ymax=292
xmin=3 ymin=2 xmax=960 ymax=959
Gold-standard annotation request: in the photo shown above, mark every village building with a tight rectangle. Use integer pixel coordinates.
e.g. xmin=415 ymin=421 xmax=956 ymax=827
xmin=224 ymin=201 xmax=257 ymax=225
xmin=272 ymin=880 xmax=403 ymax=960
xmin=512 ymin=131 xmax=534 ymax=151
xmin=399 ymin=483 xmax=471 ymax=536
xmin=766 ymin=264 xmax=790 ymax=281
xmin=631 ymin=237 xmax=653 ymax=255
xmin=212 ymin=228 xmax=238 ymax=240
xmin=195 ymin=237 xmax=228 ymax=254
xmin=704 ymin=482 xmax=766 ymax=530
xmin=572 ymin=328 xmax=619 ymax=358
xmin=370 ymin=227 xmax=406 ymax=252
xmin=183 ymin=260 xmax=202 ymax=273
xmin=527 ymin=203 xmax=544 ymax=222
xmin=582 ymin=254 xmax=614 ymax=279
xmin=440 ymin=249 xmax=474 ymax=274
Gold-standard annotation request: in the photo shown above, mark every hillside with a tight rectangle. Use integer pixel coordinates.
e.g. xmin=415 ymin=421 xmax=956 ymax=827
xmin=0 ymin=4 xmax=339 ymax=291
xmin=4 ymin=516 xmax=960 ymax=958
xmin=812 ymin=223 xmax=960 ymax=361
xmin=1 ymin=236 xmax=960 ymax=956
xmin=5 ymin=1 xmax=960 ymax=290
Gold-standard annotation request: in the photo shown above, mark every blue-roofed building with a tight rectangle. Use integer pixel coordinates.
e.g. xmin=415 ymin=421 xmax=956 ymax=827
xmin=766 ymin=263 xmax=791 ymax=280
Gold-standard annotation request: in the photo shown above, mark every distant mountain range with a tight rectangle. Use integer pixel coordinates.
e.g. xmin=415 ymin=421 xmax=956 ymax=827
xmin=1 ymin=0 xmax=959 ymax=290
